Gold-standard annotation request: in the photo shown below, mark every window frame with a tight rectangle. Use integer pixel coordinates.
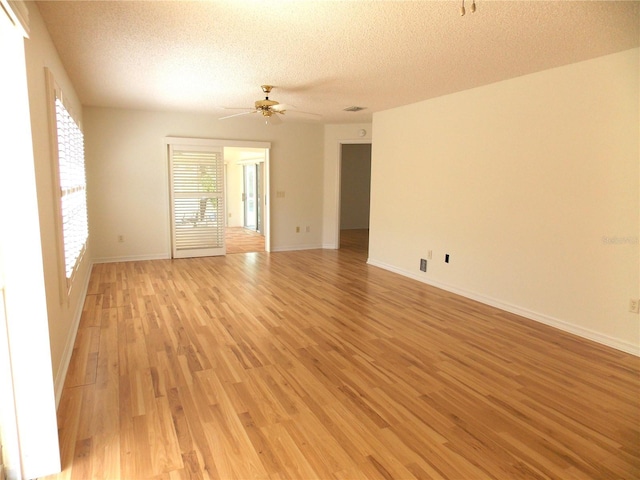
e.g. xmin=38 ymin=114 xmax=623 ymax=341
xmin=45 ymin=68 xmax=88 ymax=301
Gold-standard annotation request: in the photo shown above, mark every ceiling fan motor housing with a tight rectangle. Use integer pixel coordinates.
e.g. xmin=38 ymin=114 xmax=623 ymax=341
xmin=255 ymin=85 xmax=279 ymax=115
xmin=255 ymin=98 xmax=279 ymax=107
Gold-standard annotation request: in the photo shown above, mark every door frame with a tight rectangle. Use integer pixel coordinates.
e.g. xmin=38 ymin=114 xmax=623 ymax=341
xmin=334 ymin=139 xmax=372 ymax=249
xmin=165 ymin=137 xmax=271 ymax=253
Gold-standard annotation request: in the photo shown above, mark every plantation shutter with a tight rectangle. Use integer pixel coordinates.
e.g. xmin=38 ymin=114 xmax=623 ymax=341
xmin=45 ymin=67 xmax=88 ymax=294
xmin=170 ymin=146 xmax=226 ymax=258
xmin=55 ymin=96 xmax=88 ymax=280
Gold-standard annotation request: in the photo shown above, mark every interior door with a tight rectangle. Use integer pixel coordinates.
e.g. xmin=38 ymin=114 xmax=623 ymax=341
xmin=170 ymin=145 xmax=226 ymax=258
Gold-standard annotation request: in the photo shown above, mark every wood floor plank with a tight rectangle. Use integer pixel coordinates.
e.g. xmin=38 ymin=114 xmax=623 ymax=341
xmin=43 ymin=230 xmax=640 ymax=479
xmin=225 ymin=227 xmax=265 ymax=255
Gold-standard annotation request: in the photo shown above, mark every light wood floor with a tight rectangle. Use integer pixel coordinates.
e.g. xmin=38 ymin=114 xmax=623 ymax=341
xmin=45 ymin=232 xmax=639 ymax=479
xmin=225 ymin=227 xmax=265 ymax=255
xmin=339 ymin=228 xmax=369 ymax=252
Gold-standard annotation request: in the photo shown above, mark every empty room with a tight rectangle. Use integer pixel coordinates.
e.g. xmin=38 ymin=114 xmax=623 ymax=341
xmin=1 ymin=1 xmax=638 ymax=479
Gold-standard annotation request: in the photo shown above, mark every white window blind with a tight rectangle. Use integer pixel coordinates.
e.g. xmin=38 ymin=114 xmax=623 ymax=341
xmin=48 ymin=70 xmax=88 ymax=286
xmin=170 ymin=148 xmax=225 ymax=258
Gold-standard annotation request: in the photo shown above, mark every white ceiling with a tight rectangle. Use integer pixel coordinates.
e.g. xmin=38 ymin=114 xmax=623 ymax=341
xmin=36 ymin=1 xmax=639 ymax=124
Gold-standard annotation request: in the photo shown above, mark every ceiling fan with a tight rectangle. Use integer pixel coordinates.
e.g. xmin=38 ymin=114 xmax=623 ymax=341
xmin=219 ymin=85 xmax=318 ymax=124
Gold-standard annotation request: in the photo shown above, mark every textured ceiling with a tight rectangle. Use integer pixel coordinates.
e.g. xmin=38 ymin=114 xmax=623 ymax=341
xmin=36 ymin=1 xmax=639 ymax=124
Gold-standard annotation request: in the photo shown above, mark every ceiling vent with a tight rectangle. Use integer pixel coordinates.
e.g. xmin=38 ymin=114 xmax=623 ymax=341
xmin=343 ymin=106 xmax=366 ymax=112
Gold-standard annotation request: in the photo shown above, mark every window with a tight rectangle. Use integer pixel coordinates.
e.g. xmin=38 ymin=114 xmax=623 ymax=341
xmin=46 ymin=69 xmax=88 ymax=294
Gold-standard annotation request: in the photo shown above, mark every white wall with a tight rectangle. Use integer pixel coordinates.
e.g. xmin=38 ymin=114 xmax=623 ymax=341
xmin=322 ymin=124 xmax=373 ymax=248
xmin=84 ymin=109 xmax=324 ymax=260
xmin=369 ymin=49 xmax=639 ymax=354
xmin=225 ymin=151 xmax=245 ymax=228
xmin=24 ymin=3 xmax=92 ymax=406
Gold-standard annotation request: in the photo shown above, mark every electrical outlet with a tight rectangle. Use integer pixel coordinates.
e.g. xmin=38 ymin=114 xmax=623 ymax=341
xmin=295 ymin=226 xmax=300 ymax=233
xmin=118 ymin=235 xmax=124 ymax=243
xmin=420 ymin=259 xmax=427 ymax=272
xmin=630 ymin=298 xmax=640 ymax=314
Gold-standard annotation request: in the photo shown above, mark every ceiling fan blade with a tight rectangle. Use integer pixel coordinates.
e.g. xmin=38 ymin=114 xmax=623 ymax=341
xmin=286 ymin=109 xmax=322 ymax=118
xmin=219 ymin=110 xmax=256 ymax=120
xmin=265 ymin=113 xmax=282 ymax=125
xmin=221 ymin=85 xmax=316 ymax=124
xmin=273 ymin=104 xmax=319 ymax=117
xmin=272 ymin=102 xmax=320 ymax=118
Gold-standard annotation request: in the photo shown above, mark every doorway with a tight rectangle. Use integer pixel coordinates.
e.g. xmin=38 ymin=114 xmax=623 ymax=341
xmin=167 ymin=138 xmax=271 ymax=257
xmin=224 ymin=147 xmax=267 ymax=254
xmin=339 ymin=143 xmax=372 ymax=253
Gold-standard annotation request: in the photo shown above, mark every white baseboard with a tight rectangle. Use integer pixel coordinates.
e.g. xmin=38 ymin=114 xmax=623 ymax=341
xmin=92 ymin=253 xmax=171 ymax=264
xmin=367 ymin=258 xmax=640 ymax=357
xmin=270 ymin=244 xmax=324 ymax=253
xmin=53 ymin=262 xmax=93 ymax=408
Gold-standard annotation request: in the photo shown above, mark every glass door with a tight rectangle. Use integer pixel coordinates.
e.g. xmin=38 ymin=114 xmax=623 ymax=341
xmin=243 ymin=164 xmax=259 ymax=231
